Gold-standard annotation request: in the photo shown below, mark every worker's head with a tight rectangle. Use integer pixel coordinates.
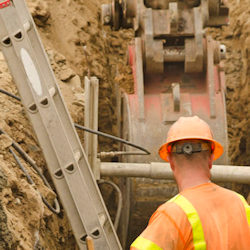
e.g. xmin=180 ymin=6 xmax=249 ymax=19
xmin=166 ymin=139 xmax=214 ymax=173
xmin=158 ymin=116 xmax=223 ymax=166
xmin=159 ymin=116 xmax=223 ymax=186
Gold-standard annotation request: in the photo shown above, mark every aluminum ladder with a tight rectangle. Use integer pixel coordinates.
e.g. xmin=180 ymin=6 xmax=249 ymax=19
xmin=0 ymin=0 xmax=122 ymax=249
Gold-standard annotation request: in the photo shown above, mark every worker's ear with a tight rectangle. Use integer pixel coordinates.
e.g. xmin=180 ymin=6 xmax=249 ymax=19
xmin=168 ymin=153 xmax=175 ymax=171
xmin=208 ymin=153 xmax=213 ymax=170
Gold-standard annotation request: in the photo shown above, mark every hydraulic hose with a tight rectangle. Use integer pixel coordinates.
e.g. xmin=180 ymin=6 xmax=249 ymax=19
xmin=0 ymin=129 xmax=60 ymax=214
xmin=98 ymin=151 xmax=149 ymax=158
xmin=9 ymin=147 xmax=60 ymax=214
xmin=74 ymin=123 xmax=150 ymax=155
xmin=97 ymin=179 xmax=123 ymax=231
xmin=0 ymin=88 xmax=21 ymax=101
xmin=0 ymin=88 xmax=151 ymax=155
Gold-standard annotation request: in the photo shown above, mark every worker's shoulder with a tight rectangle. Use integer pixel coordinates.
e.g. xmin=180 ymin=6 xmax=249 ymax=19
xmin=220 ymin=186 xmax=249 ymax=206
xmin=148 ymin=198 xmax=190 ymax=229
xmin=183 ymin=182 xmax=241 ymax=198
xmin=211 ymin=183 xmax=245 ymax=199
xmin=156 ymin=197 xmax=186 ymax=217
xmin=191 ymin=183 xmax=247 ymax=206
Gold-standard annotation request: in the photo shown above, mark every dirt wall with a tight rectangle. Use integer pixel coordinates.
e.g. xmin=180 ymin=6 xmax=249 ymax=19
xmin=207 ymin=0 xmax=250 ymax=166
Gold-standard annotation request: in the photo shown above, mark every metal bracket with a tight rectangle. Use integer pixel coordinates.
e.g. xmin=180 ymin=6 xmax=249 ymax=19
xmin=161 ymin=92 xmax=192 ymax=123
xmin=172 ymin=83 xmax=180 ymax=112
xmin=207 ymin=36 xmax=216 ymax=118
xmin=84 ymin=76 xmax=100 ymax=180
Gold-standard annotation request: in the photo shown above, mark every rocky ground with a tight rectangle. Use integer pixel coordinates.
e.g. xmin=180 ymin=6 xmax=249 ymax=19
xmin=0 ymin=0 xmax=249 ymax=249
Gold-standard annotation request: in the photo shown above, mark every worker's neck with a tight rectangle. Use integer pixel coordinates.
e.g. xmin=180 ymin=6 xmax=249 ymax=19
xmin=176 ymin=169 xmax=211 ymax=192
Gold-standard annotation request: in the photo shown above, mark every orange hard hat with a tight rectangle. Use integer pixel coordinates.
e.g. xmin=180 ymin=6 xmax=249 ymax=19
xmin=159 ymin=116 xmax=223 ymax=162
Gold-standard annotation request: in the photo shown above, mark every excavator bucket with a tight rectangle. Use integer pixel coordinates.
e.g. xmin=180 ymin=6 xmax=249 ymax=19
xmin=126 ymin=37 xmax=228 ymax=164
xmin=102 ymin=0 xmax=229 ymax=247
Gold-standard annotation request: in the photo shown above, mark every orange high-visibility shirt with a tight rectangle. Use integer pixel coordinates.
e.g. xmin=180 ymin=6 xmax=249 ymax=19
xmin=131 ymin=183 xmax=250 ymax=250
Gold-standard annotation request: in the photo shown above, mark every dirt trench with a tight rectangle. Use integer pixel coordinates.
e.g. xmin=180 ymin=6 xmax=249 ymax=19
xmin=0 ymin=0 xmax=249 ymax=249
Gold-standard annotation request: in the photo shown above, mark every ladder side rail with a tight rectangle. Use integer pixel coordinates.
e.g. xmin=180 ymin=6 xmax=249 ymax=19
xmin=15 ymin=0 xmax=114 ymax=222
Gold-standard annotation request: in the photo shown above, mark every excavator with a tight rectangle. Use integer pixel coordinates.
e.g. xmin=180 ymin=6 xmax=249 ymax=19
xmin=101 ymin=0 xmax=229 ymax=247
xmin=1 ymin=0 xmax=249 ymax=249
xmin=102 ymin=0 xmax=229 ymax=163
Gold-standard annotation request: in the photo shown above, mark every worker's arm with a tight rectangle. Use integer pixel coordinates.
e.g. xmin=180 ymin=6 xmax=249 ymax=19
xmin=130 ymin=203 xmax=189 ymax=250
xmin=130 ymin=211 xmax=165 ymax=250
xmin=130 ymin=235 xmax=163 ymax=250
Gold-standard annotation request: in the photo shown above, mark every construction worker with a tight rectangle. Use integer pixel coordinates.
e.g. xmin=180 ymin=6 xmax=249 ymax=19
xmin=131 ymin=116 xmax=250 ymax=250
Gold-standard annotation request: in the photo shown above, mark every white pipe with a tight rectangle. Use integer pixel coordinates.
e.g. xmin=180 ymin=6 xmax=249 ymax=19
xmin=100 ymin=162 xmax=250 ymax=184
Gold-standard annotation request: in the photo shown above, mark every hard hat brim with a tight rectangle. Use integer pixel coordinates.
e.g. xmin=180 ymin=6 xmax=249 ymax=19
xmin=159 ymin=137 xmax=224 ymax=162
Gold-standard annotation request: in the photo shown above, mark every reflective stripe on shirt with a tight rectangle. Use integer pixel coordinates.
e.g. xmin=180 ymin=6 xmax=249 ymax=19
xmin=131 ymin=236 xmax=163 ymax=250
xmin=168 ymin=194 xmax=207 ymax=250
xmin=235 ymin=193 xmax=250 ymax=226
